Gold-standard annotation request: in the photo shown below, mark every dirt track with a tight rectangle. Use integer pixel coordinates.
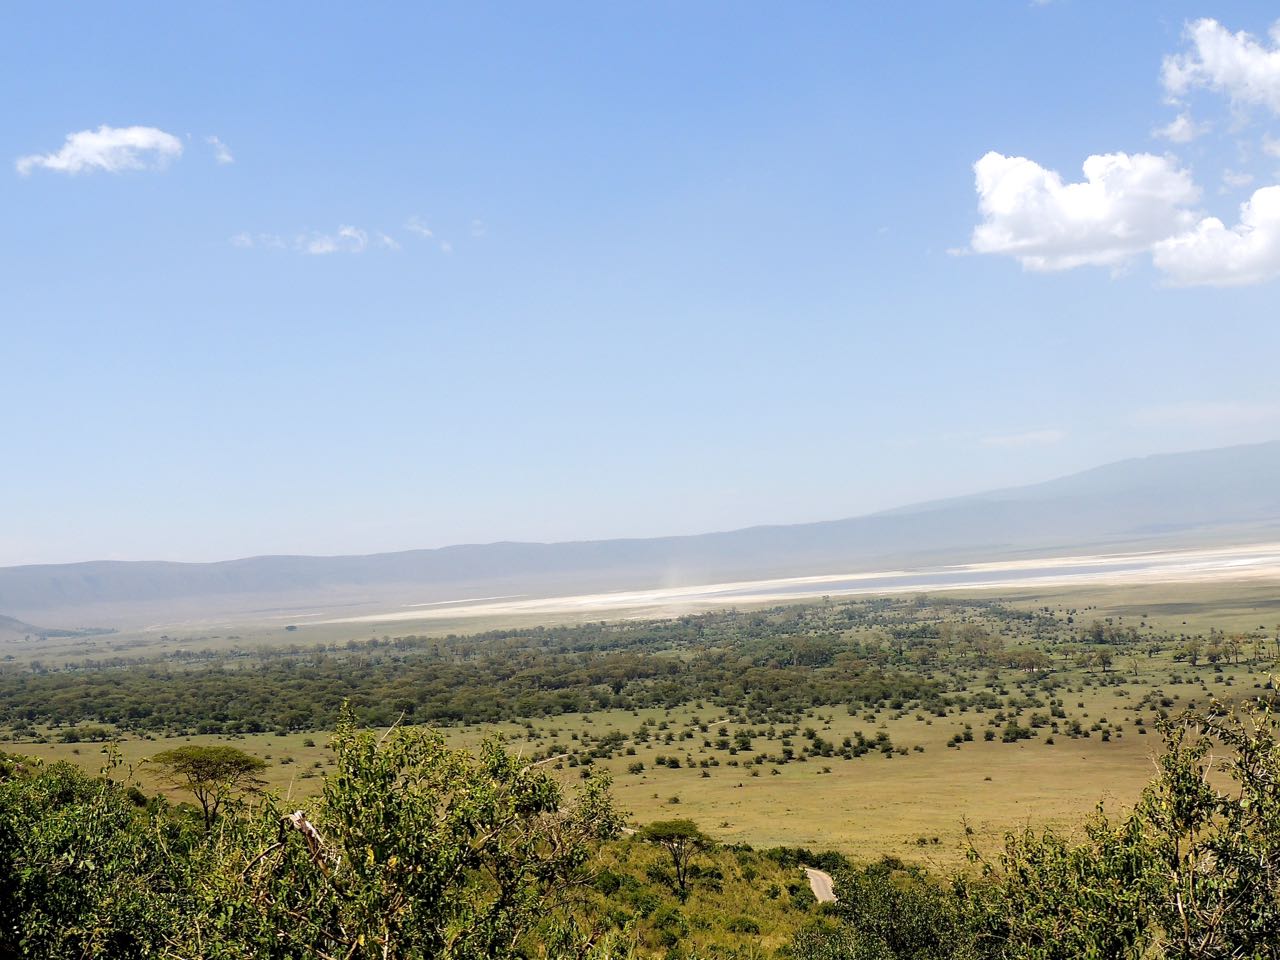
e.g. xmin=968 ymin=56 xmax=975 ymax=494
xmin=804 ymin=867 xmax=836 ymax=903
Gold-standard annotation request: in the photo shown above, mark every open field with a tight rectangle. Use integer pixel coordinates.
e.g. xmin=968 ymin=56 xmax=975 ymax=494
xmin=16 ymin=587 xmax=1273 ymax=865
xmin=8 ymin=569 xmax=1279 ymax=865
xmin=19 ymin=699 xmax=1171 ymax=865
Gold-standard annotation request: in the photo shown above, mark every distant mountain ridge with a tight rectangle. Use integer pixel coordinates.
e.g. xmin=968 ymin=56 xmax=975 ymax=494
xmin=3 ymin=440 xmax=1280 ymax=624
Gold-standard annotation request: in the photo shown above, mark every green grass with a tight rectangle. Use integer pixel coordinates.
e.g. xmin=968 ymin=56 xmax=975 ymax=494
xmin=25 ymin=655 xmax=1266 ymax=865
xmin=13 ymin=579 xmax=1279 ymax=865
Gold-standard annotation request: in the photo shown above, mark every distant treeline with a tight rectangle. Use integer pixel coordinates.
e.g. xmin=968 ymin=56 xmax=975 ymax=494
xmin=1 ymin=596 xmax=1206 ymax=738
xmin=1 ymin=602 xmax=963 ymax=734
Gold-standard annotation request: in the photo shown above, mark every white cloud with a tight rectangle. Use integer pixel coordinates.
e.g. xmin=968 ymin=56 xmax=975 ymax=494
xmin=1153 ymin=112 xmax=1208 ymax=143
xmin=229 ymin=232 xmax=284 ymax=249
xmin=979 ymin=429 xmax=1066 ymax=448
xmin=1263 ymin=135 xmax=1280 ymax=158
xmin=404 ymin=216 xmax=434 ymax=238
xmin=470 ymin=218 xmax=487 ymax=238
xmin=1153 ymin=184 xmax=1280 ymax=286
xmin=968 ymin=151 xmax=1199 ymax=270
xmin=439 ymin=240 xmax=454 ymax=254
xmin=1222 ymin=169 xmax=1255 ymax=189
xmin=206 ymin=135 xmax=234 ymax=165
xmin=235 ymin=224 xmax=409 ymax=255
xmin=1163 ymin=18 xmax=1280 ymax=115
xmin=16 ymin=124 xmax=183 ymax=175
xmin=302 ymin=225 xmax=368 ymax=255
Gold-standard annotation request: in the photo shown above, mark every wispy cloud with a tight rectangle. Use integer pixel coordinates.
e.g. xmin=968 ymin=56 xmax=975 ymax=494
xmin=206 ymin=135 xmax=234 ymax=165
xmin=232 ymin=225 xmax=406 ymax=255
xmin=16 ymin=124 xmax=182 ymax=175
xmin=301 ymin=225 xmax=368 ymax=255
xmin=1222 ymin=169 xmax=1255 ymax=189
xmin=979 ymin=429 xmax=1066 ymax=448
xmin=233 ymin=218 xmax=460 ymax=255
xmin=404 ymin=216 xmax=434 ymax=239
xmin=1153 ymin=112 xmax=1208 ymax=143
xmin=230 ymin=232 xmax=285 ymax=249
xmin=406 ymin=215 xmax=455 ymax=253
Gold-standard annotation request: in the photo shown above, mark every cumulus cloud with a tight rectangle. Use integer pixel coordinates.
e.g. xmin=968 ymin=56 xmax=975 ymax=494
xmin=966 ymin=19 xmax=1280 ymax=286
xmin=16 ymin=124 xmax=183 ymax=175
xmin=1162 ymin=18 xmax=1280 ymax=115
xmin=969 ymin=151 xmax=1199 ymax=270
xmin=206 ymin=135 xmax=234 ymax=165
xmin=1153 ymin=112 xmax=1208 ymax=143
xmin=980 ymin=429 xmax=1066 ymax=448
xmin=1152 ymin=185 xmax=1280 ymax=286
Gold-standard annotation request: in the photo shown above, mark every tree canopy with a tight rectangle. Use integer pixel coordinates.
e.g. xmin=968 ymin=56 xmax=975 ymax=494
xmin=639 ymin=819 xmax=713 ymax=901
xmin=149 ymin=743 xmax=266 ymax=828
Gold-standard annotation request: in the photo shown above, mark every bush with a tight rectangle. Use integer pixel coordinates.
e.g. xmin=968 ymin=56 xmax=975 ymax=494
xmin=0 ymin=709 xmax=622 ymax=959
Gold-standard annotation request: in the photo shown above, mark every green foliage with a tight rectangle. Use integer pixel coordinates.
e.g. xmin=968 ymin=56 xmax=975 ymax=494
xmin=0 ymin=715 xmax=621 ymax=959
xmin=149 ymin=743 xmax=266 ymax=828
xmin=0 ymin=600 xmax=1001 ymax=735
xmin=638 ymin=819 xmax=713 ymax=901
xmin=794 ymin=860 xmax=979 ymax=960
xmin=798 ymin=698 xmax=1280 ymax=960
xmin=0 ymin=755 xmax=187 ymax=959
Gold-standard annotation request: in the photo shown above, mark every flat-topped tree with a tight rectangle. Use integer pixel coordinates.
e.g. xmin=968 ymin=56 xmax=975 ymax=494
xmin=150 ymin=744 xmax=266 ymax=828
xmin=639 ymin=819 xmax=712 ymax=901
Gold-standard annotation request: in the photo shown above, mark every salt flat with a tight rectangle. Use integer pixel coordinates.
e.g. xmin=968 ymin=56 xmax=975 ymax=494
xmin=315 ymin=541 xmax=1280 ymax=626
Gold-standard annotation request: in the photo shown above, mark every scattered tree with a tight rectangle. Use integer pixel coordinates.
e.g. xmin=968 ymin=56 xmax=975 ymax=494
xmin=639 ymin=819 xmax=712 ymax=900
xmin=149 ymin=744 xmax=266 ymax=828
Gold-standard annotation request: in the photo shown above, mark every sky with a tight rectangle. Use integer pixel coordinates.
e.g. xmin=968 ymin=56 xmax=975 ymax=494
xmin=5 ymin=2 xmax=1280 ymax=566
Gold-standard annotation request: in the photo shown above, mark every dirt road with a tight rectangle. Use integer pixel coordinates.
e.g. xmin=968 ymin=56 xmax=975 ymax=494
xmin=804 ymin=867 xmax=836 ymax=903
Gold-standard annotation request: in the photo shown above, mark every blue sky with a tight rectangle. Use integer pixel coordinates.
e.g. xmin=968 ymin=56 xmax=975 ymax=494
xmin=5 ymin=2 xmax=1280 ymax=565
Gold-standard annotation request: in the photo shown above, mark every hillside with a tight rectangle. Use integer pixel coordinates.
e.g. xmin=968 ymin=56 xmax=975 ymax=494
xmin=3 ymin=440 xmax=1279 ymax=625
xmin=0 ymin=613 xmax=112 ymax=642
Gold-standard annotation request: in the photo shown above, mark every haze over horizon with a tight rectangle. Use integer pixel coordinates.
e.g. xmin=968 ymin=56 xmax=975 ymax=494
xmin=8 ymin=4 xmax=1280 ymax=566
xmin=1 ymin=438 xmax=1277 ymax=571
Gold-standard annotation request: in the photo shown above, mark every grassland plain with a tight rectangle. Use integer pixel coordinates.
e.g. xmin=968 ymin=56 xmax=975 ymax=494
xmin=12 ymin=578 xmax=1280 ymax=865
xmin=17 ymin=583 xmax=1274 ymax=864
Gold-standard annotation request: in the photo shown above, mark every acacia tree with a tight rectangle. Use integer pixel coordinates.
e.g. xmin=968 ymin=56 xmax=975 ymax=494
xmin=150 ymin=744 xmax=266 ymax=828
xmin=639 ymin=819 xmax=712 ymax=901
